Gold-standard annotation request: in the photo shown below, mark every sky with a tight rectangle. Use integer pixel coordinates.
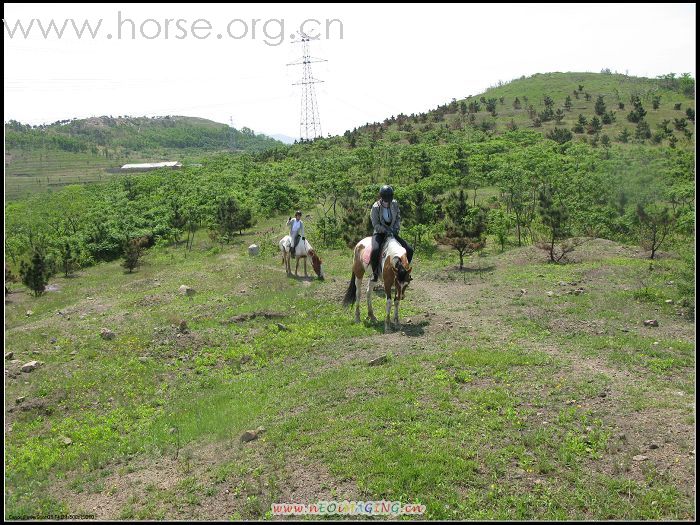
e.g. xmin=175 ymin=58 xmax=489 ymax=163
xmin=4 ymin=3 xmax=696 ymax=139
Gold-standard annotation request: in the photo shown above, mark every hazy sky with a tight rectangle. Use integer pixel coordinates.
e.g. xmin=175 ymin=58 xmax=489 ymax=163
xmin=4 ymin=3 xmax=696 ymax=138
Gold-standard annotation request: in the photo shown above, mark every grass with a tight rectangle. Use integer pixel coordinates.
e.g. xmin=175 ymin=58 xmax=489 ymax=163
xmin=4 ymin=215 xmax=695 ymax=520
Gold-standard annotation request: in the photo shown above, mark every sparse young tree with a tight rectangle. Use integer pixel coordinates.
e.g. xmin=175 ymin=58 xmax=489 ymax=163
xmin=618 ymin=102 xmax=625 ymax=110
xmin=635 ymin=120 xmax=652 ymax=140
xmin=627 ymin=95 xmax=647 ymax=123
xmin=673 ymin=118 xmax=688 ymax=131
xmin=584 ymin=92 xmax=592 ymax=101
xmin=587 ymin=116 xmax=602 ymax=134
xmin=513 ymin=97 xmax=522 ymax=110
xmin=669 ymin=135 xmax=678 ymax=148
xmin=595 ymin=95 xmax=607 ymax=116
xmin=554 ymin=109 xmax=565 ymax=123
xmin=635 ymin=203 xmax=674 ymax=259
xmin=651 ymin=95 xmax=661 ymax=110
xmin=122 ymin=237 xmax=144 ymax=273
xmin=59 ymin=241 xmax=77 ymax=277
xmin=437 ymin=190 xmax=488 ymax=269
xmin=686 ymin=107 xmax=695 ymax=122
xmin=600 ymin=110 xmax=615 ymax=125
xmin=537 ymin=189 xmax=577 ymax=263
xmin=488 ymin=207 xmax=513 ymax=252
xmin=674 ymin=102 xmax=682 ymax=110
xmin=547 ymin=127 xmax=573 ymax=144
xmin=618 ymin=128 xmax=631 ymax=143
xmin=564 ymin=95 xmax=573 ymax=111
xmin=20 ymin=250 xmax=50 ymax=296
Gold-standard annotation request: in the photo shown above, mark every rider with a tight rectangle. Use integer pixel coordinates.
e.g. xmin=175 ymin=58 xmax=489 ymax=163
xmin=370 ymin=185 xmax=414 ymax=282
xmin=287 ymin=210 xmax=305 ymax=259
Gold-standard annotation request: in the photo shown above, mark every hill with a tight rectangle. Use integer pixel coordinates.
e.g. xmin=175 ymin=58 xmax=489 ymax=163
xmin=4 ymin=116 xmax=281 ymax=200
xmin=348 ymin=72 xmax=695 ymax=148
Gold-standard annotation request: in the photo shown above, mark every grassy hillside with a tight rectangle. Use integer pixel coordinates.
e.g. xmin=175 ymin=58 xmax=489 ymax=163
xmin=4 ymin=216 xmax=695 ymax=520
xmin=352 ymin=72 xmax=695 ymax=148
xmin=4 ymin=71 xmax=695 ymax=520
xmin=4 ymin=116 xmax=281 ymax=200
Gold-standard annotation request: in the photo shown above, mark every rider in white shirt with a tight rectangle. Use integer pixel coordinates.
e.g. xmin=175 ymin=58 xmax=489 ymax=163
xmin=286 ymin=210 xmax=305 ymax=258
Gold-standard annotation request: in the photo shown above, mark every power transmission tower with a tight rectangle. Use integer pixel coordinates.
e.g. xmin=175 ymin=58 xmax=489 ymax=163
xmin=287 ymin=34 xmax=326 ymax=141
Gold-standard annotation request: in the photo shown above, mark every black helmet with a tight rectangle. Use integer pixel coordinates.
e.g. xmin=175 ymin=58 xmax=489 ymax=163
xmin=379 ymin=185 xmax=394 ymax=203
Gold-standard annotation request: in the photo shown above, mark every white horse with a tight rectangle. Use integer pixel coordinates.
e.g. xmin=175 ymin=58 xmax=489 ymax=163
xmin=279 ymin=235 xmax=324 ymax=279
xmin=342 ymin=236 xmax=412 ymax=332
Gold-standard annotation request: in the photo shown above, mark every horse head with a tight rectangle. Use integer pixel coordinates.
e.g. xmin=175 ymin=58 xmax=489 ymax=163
xmin=393 ymin=257 xmax=412 ymax=300
xmin=309 ymin=249 xmax=324 ymax=280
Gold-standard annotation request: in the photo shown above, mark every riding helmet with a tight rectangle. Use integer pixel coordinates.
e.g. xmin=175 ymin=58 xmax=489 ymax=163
xmin=379 ymin=185 xmax=394 ymax=203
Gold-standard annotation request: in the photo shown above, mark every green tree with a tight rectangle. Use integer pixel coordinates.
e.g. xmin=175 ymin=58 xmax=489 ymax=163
xmin=122 ymin=237 xmax=145 ymax=273
xmin=537 ymin=189 xmax=573 ymax=263
xmin=488 ymin=208 xmax=513 ymax=252
xmin=595 ymin=95 xmax=607 ymax=116
xmin=635 ymin=203 xmax=674 ymax=259
xmin=564 ymin=95 xmax=573 ymax=111
xmin=436 ymin=189 xmax=487 ymax=269
xmin=20 ymin=250 xmax=50 ymax=296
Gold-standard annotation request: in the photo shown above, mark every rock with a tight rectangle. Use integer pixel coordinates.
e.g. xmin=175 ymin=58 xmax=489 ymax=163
xmin=632 ymin=455 xmax=648 ymax=462
xmin=178 ymin=320 xmax=188 ymax=333
xmin=652 ymin=341 xmax=659 ymax=346
xmin=62 ymin=437 xmax=73 ymax=446
xmin=50 ymin=337 xmax=57 ymax=344
xmin=26 ymin=310 xmax=33 ymax=317
xmin=649 ymin=443 xmax=659 ymax=450
xmin=179 ymin=285 xmax=196 ymax=297
xmin=16 ymin=396 xmax=26 ymax=404
xmin=21 ymin=360 xmax=42 ymax=373
xmin=256 ymin=426 xmax=266 ymax=435
xmin=240 ymin=430 xmax=259 ymax=443
xmin=519 ymin=289 xmax=527 ymax=295
xmin=620 ymin=328 xmax=630 ymax=332
xmin=574 ymin=288 xmax=584 ymax=295
xmin=557 ymin=281 xmax=567 ymax=286
xmin=5 ymin=352 xmax=13 ymax=360
xmin=598 ymin=392 xmax=607 ymax=398
xmin=248 ymin=244 xmax=260 ymax=256
xmin=643 ymin=320 xmax=659 ymax=327
xmin=70 ymin=350 xmax=78 ymax=356
xmin=276 ymin=323 xmax=290 ymax=332
xmin=138 ymin=357 xmax=149 ymax=363
xmin=368 ymin=355 xmax=388 ymax=366
xmin=546 ymin=291 xmax=554 ymax=297
xmin=100 ymin=328 xmax=116 ymax=340
xmin=665 ymin=299 xmax=674 ymax=304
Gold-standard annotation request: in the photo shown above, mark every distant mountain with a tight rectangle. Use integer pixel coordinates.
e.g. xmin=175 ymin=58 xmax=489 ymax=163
xmin=268 ymin=133 xmax=297 ymax=145
xmin=4 ymin=115 xmax=283 ymax=199
xmin=5 ymin=115 xmax=282 ymax=154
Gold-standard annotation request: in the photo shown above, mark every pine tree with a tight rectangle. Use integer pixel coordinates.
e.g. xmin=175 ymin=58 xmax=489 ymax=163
xmin=564 ymin=95 xmax=573 ymax=111
xmin=594 ymin=95 xmax=606 ymax=116
xmin=436 ymin=190 xmax=487 ymax=269
xmin=618 ymin=128 xmax=631 ymax=143
xmin=537 ymin=189 xmax=572 ymax=262
xmin=20 ymin=250 xmax=50 ymax=296
xmin=122 ymin=237 xmax=144 ymax=273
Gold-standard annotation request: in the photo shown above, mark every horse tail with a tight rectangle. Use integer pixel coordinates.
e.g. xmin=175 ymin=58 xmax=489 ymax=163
xmin=343 ymin=273 xmax=357 ymax=306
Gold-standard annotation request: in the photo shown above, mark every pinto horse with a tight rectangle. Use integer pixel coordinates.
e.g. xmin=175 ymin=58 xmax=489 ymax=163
xmin=343 ymin=236 xmax=413 ymax=332
xmin=279 ymin=235 xmax=324 ymax=279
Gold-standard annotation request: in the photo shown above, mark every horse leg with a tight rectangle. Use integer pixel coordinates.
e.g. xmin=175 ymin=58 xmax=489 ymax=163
xmin=303 ymin=257 xmax=308 ymax=277
xmin=354 ymin=275 xmax=362 ymax=323
xmin=295 ymin=256 xmax=299 ymax=276
xmin=393 ymin=297 xmax=400 ymax=327
xmin=366 ymin=276 xmax=376 ymax=322
xmin=385 ymin=292 xmax=393 ymax=333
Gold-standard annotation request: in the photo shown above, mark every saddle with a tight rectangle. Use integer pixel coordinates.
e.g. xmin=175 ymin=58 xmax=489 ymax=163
xmin=360 ymin=236 xmax=406 ymax=266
